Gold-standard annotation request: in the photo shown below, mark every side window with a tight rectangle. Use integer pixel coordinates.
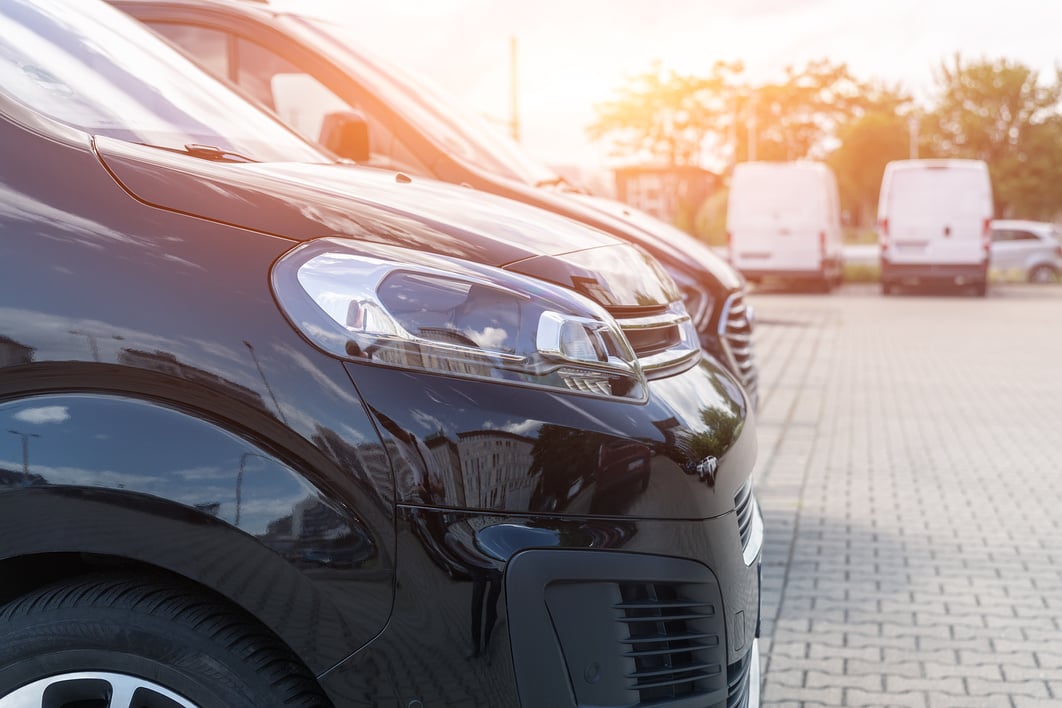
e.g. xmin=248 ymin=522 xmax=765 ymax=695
xmin=234 ymin=38 xmax=429 ymax=174
xmin=991 ymin=230 xmax=1013 ymax=243
xmin=1013 ymin=230 xmax=1041 ymax=242
xmin=149 ymin=23 xmax=230 ymax=82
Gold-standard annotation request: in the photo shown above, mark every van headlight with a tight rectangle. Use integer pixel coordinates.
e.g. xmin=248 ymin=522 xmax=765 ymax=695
xmin=272 ymin=238 xmax=646 ymax=400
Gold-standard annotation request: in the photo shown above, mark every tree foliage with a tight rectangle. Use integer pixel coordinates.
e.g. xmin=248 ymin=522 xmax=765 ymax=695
xmin=587 ymin=61 xmax=741 ymax=166
xmin=828 ymin=111 xmax=910 ymax=225
xmin=591 ymin=53 xmax=1062 ymax=228
xmin=921 ymin=56 xmax=1062 ymax=218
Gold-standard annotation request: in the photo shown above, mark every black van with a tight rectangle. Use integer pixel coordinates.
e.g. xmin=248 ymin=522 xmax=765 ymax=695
xmin=0 ymin=2 xmax=761 ymax=706
xmin=113 ymin=0 xmax=761 ymax=407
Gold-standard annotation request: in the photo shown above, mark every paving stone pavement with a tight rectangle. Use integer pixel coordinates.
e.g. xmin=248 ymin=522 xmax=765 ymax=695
xmin=748 ymin=283 xmax=1062 ymax=708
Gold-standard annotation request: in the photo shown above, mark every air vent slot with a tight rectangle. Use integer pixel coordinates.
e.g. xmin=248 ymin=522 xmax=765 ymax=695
xmin=617 ymin=582 xmax=726 ymax=704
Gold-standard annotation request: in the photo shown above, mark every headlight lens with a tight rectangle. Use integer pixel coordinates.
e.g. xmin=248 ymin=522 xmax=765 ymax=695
xmin=273 ymin=239 xmax=646 ymax=400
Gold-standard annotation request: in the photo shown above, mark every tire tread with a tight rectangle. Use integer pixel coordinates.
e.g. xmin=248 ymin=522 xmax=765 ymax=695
xmin=0 ymin=573 xmax=330 ymax=707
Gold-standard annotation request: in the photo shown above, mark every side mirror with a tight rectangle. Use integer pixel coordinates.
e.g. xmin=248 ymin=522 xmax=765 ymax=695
xmin=319 ymin=110 xmax=370 ymax=163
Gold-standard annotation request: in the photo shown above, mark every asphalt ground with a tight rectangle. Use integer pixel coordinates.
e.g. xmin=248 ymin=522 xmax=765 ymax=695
xmin=749 ymin=282 xmax=1062 ymax=707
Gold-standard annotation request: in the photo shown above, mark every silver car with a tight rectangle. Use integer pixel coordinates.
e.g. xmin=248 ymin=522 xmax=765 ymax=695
xmin=990 ymin=219 xmax=1062 ymax=283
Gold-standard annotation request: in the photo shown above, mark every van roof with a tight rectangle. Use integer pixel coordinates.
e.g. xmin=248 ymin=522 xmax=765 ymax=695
xmin=885 ymin=159 xmax=988 ymax=172
xmin=733 ymin=161 xmax=831 ymax=174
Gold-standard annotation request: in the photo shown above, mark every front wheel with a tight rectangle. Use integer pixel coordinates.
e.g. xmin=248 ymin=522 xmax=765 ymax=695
xmin=0 ymin=573 xmax=330 ymax=708
xmin=1029 ymin=264 xmax=1059 ymax=284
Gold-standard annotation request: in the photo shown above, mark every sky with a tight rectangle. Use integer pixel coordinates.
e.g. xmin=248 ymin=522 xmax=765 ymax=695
xmin=297 ymin=0 xmax=1061 ymax=170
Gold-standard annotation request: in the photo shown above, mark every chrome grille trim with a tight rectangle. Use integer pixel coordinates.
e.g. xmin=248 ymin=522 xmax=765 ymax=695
xmin=718 ymin=291 xmax=759 ymax=405
xmin=615 ymin=303 xmax=700 ymax=374
xmin=735 ymin=480 xmax=764 ymax=566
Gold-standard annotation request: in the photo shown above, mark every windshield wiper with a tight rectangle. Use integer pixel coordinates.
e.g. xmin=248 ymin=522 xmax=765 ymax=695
xmin=533 ymin=175 xmax=588 ymax=194
xmin=181 ymin=143 xmax=258 ymax=163
xmin=141 ymin=143 xmax=260 ymax=163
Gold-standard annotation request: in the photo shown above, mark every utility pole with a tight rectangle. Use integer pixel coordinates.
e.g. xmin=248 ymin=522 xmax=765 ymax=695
xmin=7 ymin=429 xmax=40 ymax=476
xmin=509 ymin=35 xmax=520 ymax=142
xmin=747 ymin=92 xmax=758 ymax=162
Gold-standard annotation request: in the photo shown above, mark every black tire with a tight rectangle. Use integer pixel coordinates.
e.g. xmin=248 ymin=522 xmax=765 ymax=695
xmin=881 ymin=280 xmax=895 ymax=296
xmin=0 ymin=573 xmax=331 ymax=708
xmin=1029 ymin=264 xmax=1059 ymax=284
xmin=973 ymin=281 xmax=988 ymax=297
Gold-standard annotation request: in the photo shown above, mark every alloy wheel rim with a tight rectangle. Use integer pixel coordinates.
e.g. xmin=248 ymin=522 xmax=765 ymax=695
xmin=1 ymin=672 xmax=198 ymax=708
xmin=1032 ymin=267 xmax=1058 ymax=283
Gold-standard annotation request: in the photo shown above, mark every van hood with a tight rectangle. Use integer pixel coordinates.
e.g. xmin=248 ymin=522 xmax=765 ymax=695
xmin=94 ymin=138 xmax=679 ymax=310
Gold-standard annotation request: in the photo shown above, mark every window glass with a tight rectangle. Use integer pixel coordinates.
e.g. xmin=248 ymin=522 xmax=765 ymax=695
xmin=292 ymin=17 xmax=558 ymax=185
xmin=1013 ymin=230 xmax=1041 ymax=241
xmin=0 ymin=1 xmax=325 ymax=162
xmin=991 ymin=230 xmax=1012 ymax=243
xmin=150 ymin=23 xmax=229 ymax=81
xmin=234 ymin=37 xmax=427 ymax=172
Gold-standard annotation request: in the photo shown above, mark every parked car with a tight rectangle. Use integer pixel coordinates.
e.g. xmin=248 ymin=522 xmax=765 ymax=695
xmin=878 ymin=159 xmax=994 ymax=295
xmin=726 ymin=161 xmax=844 ymax=291
xmin=111 ymin=0 xmax=761 ymax=407
xmin=0 ymin=2 xmax=762 ymax=707
xmin=990 ymin=219 xmax=1062 ymax=283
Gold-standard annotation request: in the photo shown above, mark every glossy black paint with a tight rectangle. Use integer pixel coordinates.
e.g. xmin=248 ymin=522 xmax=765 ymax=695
xmin=345 ymin=358 xmax=754 ymax=519
xmin=320 ymin=509 xmax=759 ymax=707
xmin=98 ymin=137 xmax=679 ymax=311
xmin=0 ymin=106 xmax=397 ymax=674
xmin=1 ymin=32 xmax=758 ymax=708
xmin=111 ymin=0 xmax=749 ymax=352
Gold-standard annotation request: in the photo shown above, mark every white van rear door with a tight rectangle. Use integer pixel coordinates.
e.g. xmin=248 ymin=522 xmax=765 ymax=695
xmin=887 ymin=165 xmax=989 ymax=265
xmin=729 ymin=168 xmax=824 ymax=272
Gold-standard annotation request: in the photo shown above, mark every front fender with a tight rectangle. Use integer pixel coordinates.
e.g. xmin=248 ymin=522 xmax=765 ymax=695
xmin=0 ymin=392 xmax=393 ymax=675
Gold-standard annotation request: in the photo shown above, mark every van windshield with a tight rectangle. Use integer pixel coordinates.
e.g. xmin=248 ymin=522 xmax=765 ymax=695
xmin=729 ymin=168 xmax=823 ymax=226
xmin=0 ymin=0 xmax=326 ymax=163
xmin=291 ymin=16 xmax=558 ymax=186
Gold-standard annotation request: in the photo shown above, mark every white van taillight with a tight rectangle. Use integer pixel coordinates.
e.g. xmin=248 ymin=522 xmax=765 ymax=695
xmin=879 ymin=219 xmax=889 ymax=258
xmin=982 ymin=218 xmax=992 ymax=260
xmin=880 ymin=218 xmax=889 ymax=237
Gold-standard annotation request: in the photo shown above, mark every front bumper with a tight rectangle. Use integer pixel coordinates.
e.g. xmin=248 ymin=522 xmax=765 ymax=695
xmin=323 ymin=354 xmax=761 ymax=706
xmin=882 ymin=260 xmax=988 ymax=284
xmin=322 ymin=507 xmax=763 ymax=707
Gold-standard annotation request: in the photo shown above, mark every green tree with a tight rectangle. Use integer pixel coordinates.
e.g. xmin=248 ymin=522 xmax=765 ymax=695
xmin=588 ymin=60 xmax=742 ymax=167
xmin=735 ymin=60 xmax=883 ymax=162
xmin=828 ymin=111 xmax=910 ymax=226
xmin=921 ymin=55 xmax=1062 ymax=218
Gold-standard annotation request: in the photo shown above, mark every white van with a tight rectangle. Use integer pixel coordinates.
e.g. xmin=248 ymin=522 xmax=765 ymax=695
xmin=726 ymin=161 xmax=844 ymax=290
xmin=877 ymin=159 xmax=993 ymax=295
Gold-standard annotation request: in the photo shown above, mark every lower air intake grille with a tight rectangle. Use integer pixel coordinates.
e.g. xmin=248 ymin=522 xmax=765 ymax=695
xmin=617 ymin=582 xmax=727 ymax=704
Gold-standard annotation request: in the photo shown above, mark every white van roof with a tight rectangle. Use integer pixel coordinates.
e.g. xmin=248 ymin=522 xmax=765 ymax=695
xmin=884 ymin=159 xmax=988 ymax=172
xmin=733 ymin=161 xmax=833 ymax=176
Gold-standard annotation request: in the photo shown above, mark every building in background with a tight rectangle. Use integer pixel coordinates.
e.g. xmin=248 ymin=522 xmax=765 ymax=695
xmin=614 ymin=165 xmax=719 ymax=227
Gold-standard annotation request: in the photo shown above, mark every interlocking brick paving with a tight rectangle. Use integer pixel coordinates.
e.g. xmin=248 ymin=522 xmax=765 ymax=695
xmin=751 ymin=283 xmax=1062 ymax=708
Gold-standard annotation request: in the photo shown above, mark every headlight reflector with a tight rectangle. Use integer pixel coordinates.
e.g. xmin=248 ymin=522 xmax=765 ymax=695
xmin=273 ymin=239 xmax=646 ymax=400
